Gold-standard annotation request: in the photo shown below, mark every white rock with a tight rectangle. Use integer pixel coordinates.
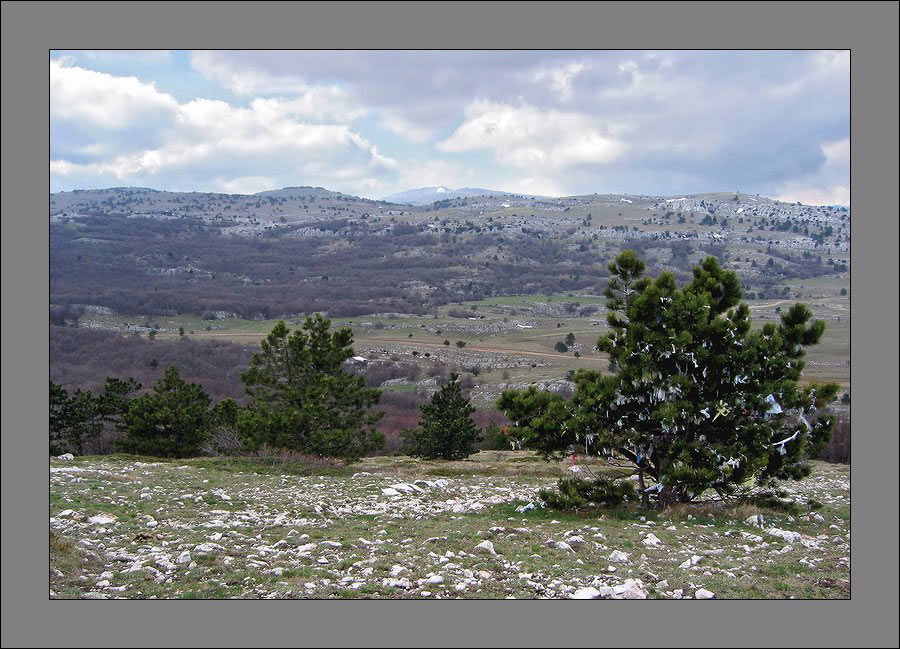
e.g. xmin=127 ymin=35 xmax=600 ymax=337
xmin=87 ymin=514 xmax=116 ymax=525
xmin=193 ymin=543 xmax=225 ymax=555
xmin=766 ymin=527 xmax=802 ymax=543
xmin=425 ymin=575 xmax=444 ymax=585
xmin=683 ymin=554 xmax=702 ymax=568
xmin=695 ymin=588 xmax=715 ymax=599
xmin=571 ymin=587 xmax=601 ymax=599
xmin=745 ymin=514 xmax=764 ymax=527
xmin=608 ymin=550 xmax=629 ymax=563
xmin=176 ymin=551 xmax=192 ymax=564
xmin=381 ymin=488 xmax=401 ymax=497
xmin=474 ymin=540 xmax=497 ymax=555
xmin=643 ymin=533 xmax=662 ymax=547
xmin=56 ymin=453 xmax=75 ymax=461
xmin=555 ymin=541 xmax=575 ymax=553
xmin=620 ymin=579 xmax=648 ymax=599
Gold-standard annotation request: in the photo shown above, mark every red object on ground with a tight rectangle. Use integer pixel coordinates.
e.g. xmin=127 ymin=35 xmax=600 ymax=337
xmin=571 ymin=451 xmax=577 ymax=465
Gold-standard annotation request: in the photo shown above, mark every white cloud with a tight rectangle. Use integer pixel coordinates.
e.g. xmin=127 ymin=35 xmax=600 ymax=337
xmin=379 ymin=110 xmax=433 ymax=143
xmin=395 ymin=159 xmax=476 ymax=190
xmin=52 ymin=51 xmax=849 ymax=199
xmin=191 ymin=50 xmax=314 ymax=97
xmin=532 ymin=62 xmax=587 ymax=101
xmin=775 ymin=138 xmax=849 ymax=206
xmin=438 ymin=101 xmax=625 ymax=173
xmin=50 ymin=59 xmax=396 ymax=195
xmin=81 ymin=50 xmax=174 ymax=66
xmin=50 ymin=59 xmax=178 ymax=130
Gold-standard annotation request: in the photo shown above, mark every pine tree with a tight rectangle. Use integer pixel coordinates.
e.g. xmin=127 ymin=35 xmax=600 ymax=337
xmin=498 ymin=251 xmax=838 ymax=509
xmin=405 ymin=373 xmax=481 ymax=460
xmin=50 ymin=377 xmax=141 ymax=455
xmin=239 ymin=316 xmax=384 ymax=460
xmin=117 ymin=366 xmax=211 ymax=458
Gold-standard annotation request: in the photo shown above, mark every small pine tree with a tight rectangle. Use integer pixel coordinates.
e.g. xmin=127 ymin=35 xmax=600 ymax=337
xmin=117 ymin=366 xmax=212 ymax=458
xmin=405 ymin=373 xmax=482 ymax=460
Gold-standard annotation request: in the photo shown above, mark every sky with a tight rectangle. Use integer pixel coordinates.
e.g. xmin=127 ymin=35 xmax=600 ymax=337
xmin=49 ymin=50 xmax=849 ymax=204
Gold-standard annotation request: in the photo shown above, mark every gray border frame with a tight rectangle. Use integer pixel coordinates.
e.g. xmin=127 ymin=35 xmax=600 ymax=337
xmin=3 ymin=1 xmax=898 ymax=647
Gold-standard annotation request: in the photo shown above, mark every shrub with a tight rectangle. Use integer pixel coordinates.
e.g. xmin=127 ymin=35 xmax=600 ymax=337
xmin=539 ymin=476 xmax=635 ymax=511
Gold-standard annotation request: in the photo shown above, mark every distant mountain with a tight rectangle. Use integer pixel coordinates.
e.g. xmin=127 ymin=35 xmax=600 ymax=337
xmin=381 ymin=186 xmax=551 ymax=206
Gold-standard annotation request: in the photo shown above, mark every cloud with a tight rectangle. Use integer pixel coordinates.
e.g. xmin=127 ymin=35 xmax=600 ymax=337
xmin=438 ymin=101 xmax=626 ymax=171
xmin=378 ymin=110 xmax=434 ymax=143
xmin=395 ymin=159 xmax=476 ymax=190
xmin=776 ymin=138 xmax=850 ymax=205
xmin=50 ymin=59 xmax=178 ymax=131
xmin=53 ymin=51 xmax=849 ymax=200
xmin=50 ymin=59 xmax=396 ymax=194
xmin=531 ymin=62 xmax=587 ymax=101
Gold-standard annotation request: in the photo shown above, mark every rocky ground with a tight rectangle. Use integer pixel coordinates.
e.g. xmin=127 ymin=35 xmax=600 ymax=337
xmin=50 ymin=452 xmax=850 ymax=600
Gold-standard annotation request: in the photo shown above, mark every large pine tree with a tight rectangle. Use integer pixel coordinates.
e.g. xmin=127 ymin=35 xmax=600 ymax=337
xmin=498 ymin=251 xmax=838 ymax=508
xmin=239 ymin=316 xmax=384 ymax=460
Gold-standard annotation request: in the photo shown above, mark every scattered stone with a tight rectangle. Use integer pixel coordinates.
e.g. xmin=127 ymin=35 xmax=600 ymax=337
xmin=766 ymin=528 xmax=802 ymax=543
xmin=608 ymin=550 xmax=629 ymax=563
xmin=679 ymin=554 xmax=702 ymax=569
xmin=643 ymin=533 xmax=662 ymax=547
xmin=474 ymin=540 xmax=497 ymax=555
xmin=695 ymin=588 xmax=715 ymax=599
xmin=81 ymin=592 xmax=108 ymax=599
xmin=87 ymin=514 xmax=116 ymax=525
xmin=572 ymin=586 xmax=601 ymax=599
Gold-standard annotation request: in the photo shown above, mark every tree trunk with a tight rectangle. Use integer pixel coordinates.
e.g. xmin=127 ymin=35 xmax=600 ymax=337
xmin=637 ymin=468 xmax=649 ymax=508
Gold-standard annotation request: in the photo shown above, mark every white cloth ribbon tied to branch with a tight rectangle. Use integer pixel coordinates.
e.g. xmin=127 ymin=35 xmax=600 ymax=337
xmin=770 ymin=430 xmax=799 ymax=455
xmin=764 ymin=394 xmax=783 ymax=416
